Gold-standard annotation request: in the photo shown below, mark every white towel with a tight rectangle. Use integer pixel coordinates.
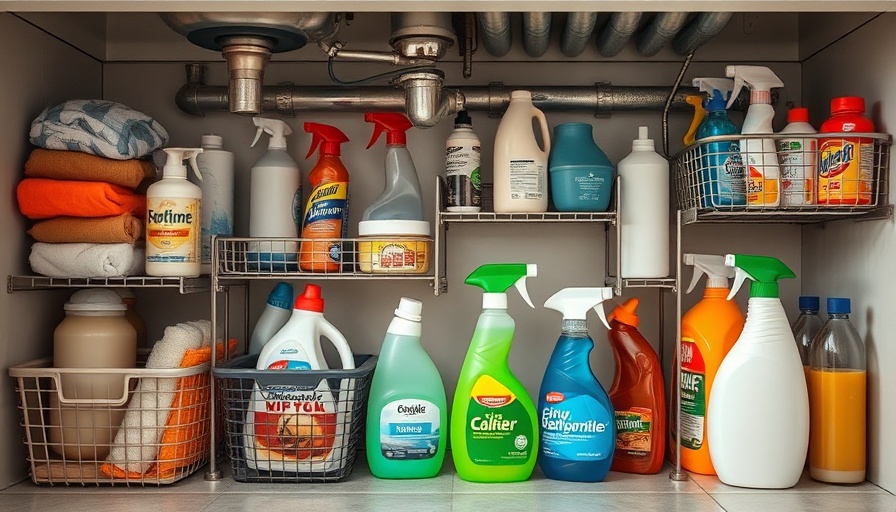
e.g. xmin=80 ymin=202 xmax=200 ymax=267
xmin=105 ymin=322 xmax=202 ymax=474
xmin=30 ymin=242 xmax=144 ymax=278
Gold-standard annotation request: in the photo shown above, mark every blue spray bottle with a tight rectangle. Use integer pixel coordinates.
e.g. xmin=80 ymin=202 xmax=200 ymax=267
xmin=538 ymin=287 xmax=616 ymax=482
xmin=693 ymin=77 xmax=746 ymax=207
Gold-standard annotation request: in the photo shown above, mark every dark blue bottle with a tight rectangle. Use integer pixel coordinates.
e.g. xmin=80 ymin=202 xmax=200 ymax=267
xmin=696 ymin=88 xmax=746 ymax=207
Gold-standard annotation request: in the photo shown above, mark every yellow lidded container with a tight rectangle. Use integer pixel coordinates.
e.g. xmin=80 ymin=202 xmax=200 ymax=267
xmin=357 ymin=220 xmax=431 ymax=274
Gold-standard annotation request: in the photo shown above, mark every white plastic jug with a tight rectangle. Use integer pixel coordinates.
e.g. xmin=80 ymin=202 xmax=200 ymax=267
xmin=493 ymin=90 xmax=551 ymax=213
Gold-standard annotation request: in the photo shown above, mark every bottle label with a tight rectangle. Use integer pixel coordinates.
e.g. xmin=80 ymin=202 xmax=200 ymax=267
xmin=146 ymin=196 xmax=200 ymax=264
xmin=540 ymin=391 xmax=613 ymax=462
xmin=301 ymin=181 xmax=349 ymax=263
xmin=252 ymin=378 xmax=338 ymax=462
xmin=614 ymin=407 xmax=652 ymax=457
xmin=679 ymin=338 xmax=706 ymax=450
xmin=508 ymin=159 xmax=545 ymax=200
xmin=379 ymin=399 xmax=441 ymax=460
xmin=818 ymin=139 xmax=874 ymax=205
xmin=465 ymin=375 xmax=533 ymax=465
xmin=778 ymin=138 xmax=817 ymax=206
xmin=446 ymin=145 xmax=482 ymax=208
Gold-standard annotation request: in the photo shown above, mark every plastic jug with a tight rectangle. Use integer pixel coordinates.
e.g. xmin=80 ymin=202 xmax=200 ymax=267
xmin=548 ymin=123 xmax=615 ymax=212
xmin=248 ymin=282 xmax=295 ymax=355
xmin=493 ymin=91 xmax=551 ymax=213
xmin=818 ymin=97 xmax=876 ymax=205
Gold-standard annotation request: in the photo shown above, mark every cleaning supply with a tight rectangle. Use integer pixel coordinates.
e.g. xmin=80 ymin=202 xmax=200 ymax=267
xmin=808 ymin=297 xmax=866 ymax=484
xmin=196 ymin=134 xmax=234 ymax=274
xmin=24 ymin=148 xmax=156 ymax=189
xmin=299 ymin=122 xmax=350 ymax=272
xmin=792 ymin=295 xmax=823 ymax=367
xmin=249 ymin=117 xmax=301 ymax=271
xmin=445 ymin=110 xmax=482 ymax=212
xmin=683 ymin=94 xmax=706 ymax=146
xmin=726 ymin=65 xmax=784 ymax=208
xmin=692 ymin=77 xmax=746 ymax=207
xmin=618 ymin=126 xmax=669 ymax=278
xmin=451 ymin=263 xmax=539 ymax=482
xmin=28 ymin=214 xmax=142 ymax=245
xmin=538 ymin=287 xmax=616 ymax=482
xmin=607 ymin=298 xmax=666 ymax=474
xmin=117 ymin=288 xmax=148 ymax=348
xmin=366 ymin=297 xmax=447 ymax=479
xmin=677 ymin=254 xmax=744 ymax=476
xmin=707 ymin=254 xmax=808 ymax=488
xmin=778 ymin=108 xmax=817 ymax=207
xmin=16 ymin=178 xmax=146 ymax=220
xmin=249 ymin=284 xmax=355 ymax=473
xmin=29 ymin=242 xmax=144 ymax=278
xmin=548 ymin=122 xmax=615 ymax=212
xmin=248 ymin=282 xmax=295 ymax=355
xmin=145 ymin=147 xmax=203 ymax=277
xmin=493 ymin=90 xmax=551 ymax=213
xmin=818 ymin=97 xmax=876 ymax=205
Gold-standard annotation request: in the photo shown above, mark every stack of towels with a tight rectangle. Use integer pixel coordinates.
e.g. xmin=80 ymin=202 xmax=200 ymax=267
xmin=16 ymin=100 xmax=168 ymax=278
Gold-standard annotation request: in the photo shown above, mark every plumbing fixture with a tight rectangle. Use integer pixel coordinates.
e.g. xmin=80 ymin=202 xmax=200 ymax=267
xmin=389 ymin=12 xmax=455 ymax=60
xmin=397 ymin=70 xmax=464 ymax=128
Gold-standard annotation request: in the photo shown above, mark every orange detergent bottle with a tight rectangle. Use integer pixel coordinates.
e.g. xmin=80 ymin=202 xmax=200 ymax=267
xmin=607 ymin=298 xmax=666 ymax=474
xmin=818 ymin=97 xmax=876 ymax=205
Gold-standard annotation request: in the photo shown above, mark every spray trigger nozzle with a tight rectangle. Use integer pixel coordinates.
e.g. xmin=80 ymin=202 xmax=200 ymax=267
xmin=727 ymin=267 xmax=751 ymax=300
xmin=685 ymin=253 xmax=735 ymax=293
xmin=364 ymin=112 xmax=412 ymax=148
xmin=514 ymin=264 xmax=538 ymax=308
xmin=161 ymin=147 xmax=203 ymax=181
xmin=251 ymin=117 xmax=293 ymax=149
xmin=303 ymin=122 xmax=350 ymax=159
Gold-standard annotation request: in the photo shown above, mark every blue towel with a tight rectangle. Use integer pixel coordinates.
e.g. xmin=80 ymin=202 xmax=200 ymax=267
xmin=29 ymin=99 xmax=169 ymax=160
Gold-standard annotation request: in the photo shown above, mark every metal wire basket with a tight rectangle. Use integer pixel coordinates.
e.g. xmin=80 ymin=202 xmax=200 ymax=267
xmin=213 ymin=354 xmax=376 ymax=483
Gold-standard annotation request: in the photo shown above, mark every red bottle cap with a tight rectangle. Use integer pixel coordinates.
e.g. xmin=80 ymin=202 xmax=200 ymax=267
xmin=608 ymin=298 xmax=640 ymax=327
xmin=294 ymin=284 xmax=324 ymax=312
xmin=787 ymin=107 xmax=810 ymax=124
xmin=831 ymin=96 xmax=865 ymax=114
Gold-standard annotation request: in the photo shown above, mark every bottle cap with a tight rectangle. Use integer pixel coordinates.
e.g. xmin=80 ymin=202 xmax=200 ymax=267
xmin=827 ymin=297 xmax=851 ymax=314
xmin=65 ymin=288 xmax=126 ymax=311
xmin=798 ymin=295 xmax=820 ymax=311
xmin=831 ymin=97 xmax=865 ymax=115
xmin=633 ymin=126 xmax=654 ymax=150
xmin=395 ymin=297 xmax=422 ymax=322
xmin=787 ymin=107 xmax=810 ymax=124
xmin=510 ymin=90 xmax=532 ymax=101
xmin=294 ymin=284 xmax=324 ymax=313
xmin=268 ymin=282 xmax=295 ymax=310
xmin=455 ymin=110 xmax=472 ymax=127
xmin=201 ymin=134 xmax=224 ymax=149
xmin=608 ymin=298 xmax=640 ymax=327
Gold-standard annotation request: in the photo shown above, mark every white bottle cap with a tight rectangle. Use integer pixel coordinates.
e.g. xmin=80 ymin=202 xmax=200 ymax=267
xmin=633 ymin=126 xmax=655 ymax=150
xmin=65 ymin=288 xmax=126 ymax=311
xmin=395 ymin=297 xmax=422 ymax=322
xmin=510 ymin=90 xmax=532 ymax=101
xmin=201 ymin=134 xmax=223 ymax=149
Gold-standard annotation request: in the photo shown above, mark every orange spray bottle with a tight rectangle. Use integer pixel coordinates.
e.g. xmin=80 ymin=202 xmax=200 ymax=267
xmin=299 ymin=123 xmax=350 ymax=272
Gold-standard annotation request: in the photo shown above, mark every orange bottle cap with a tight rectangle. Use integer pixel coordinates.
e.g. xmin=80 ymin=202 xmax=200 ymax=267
xmin=609 ymin=298 xmax=640 ymax=327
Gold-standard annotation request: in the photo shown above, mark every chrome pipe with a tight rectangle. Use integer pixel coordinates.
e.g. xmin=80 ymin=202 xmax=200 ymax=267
xmin=596 ymin=12 xmax=643 ymax=57
xmin=672 ymin=12 xmax=734 ymax=55
xmin=560 ymin=12 xmax=598 ymax=58
xmin=522 ymin=12 xmax=552 ymax=58
xmin=478 ymin=12 xmax=512 ymax=57
xmin=636 ymin=12 xmax=689 ymax=57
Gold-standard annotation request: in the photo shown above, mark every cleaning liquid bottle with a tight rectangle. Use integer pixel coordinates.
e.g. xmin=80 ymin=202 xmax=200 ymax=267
xmin=493 ymin=90 xmax=551 ymax=213
xmin=366 ymin=297 xmax=447 ymax=479
xmin=607 ymin=298 xmax=666 ymax=474
xmin=445 ymin=110 xmax=482 ymax=213
xmin=707 ymin=254 xmax=808 ymax=488
xmin=726 ymin=65 xmax=784 ymax=208
xmin=248 ymin=281 xmax=295 ymax=355
xmin=299 ymin=122 xmax=350 ymax=273
xmin=249 ymin=117 xmax=301 ymax=271
xmin=451 ymin=263 xmax=539 ymax=482
xmin=778 ymin=107 xmax=817 ymax=206
xmin=807 ymin=297 xmax=866 ymax=484
xmin=363 ymin=113 xmax=424 ymax=221
xmin=196 ymin=134 xmax=234 ymax=274
xmin=538 ymin=287 xmax=616 ymax=482
xmin=818 ymin=97 xmax=876 ymax=205
xmin=146 ymin=147 xmax=203 ymax=277
xmin=792 ymin=295 xmax=823 ymax=368
xmin=692 ymin=77 xmax=746 ymax=207
xmin=682 ymin=93 xmax=707 ymax=146
xmin=677 ymin=253 xmax=744 ymax=476
xmin=249 ymin=284 xmax=356 ymax=474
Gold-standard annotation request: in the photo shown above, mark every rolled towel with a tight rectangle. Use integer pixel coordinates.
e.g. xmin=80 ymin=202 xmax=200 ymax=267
xmin=29 ymin=99 xmax=169 ymax=160
xmin=17 ymin=178 xmax=145 ymax=220
xmin=25 ymin=148 xmax=156 ymax=189
xmin=29 ymin=242 xmax=144 ymax=278
xmin=28 ymin=215 xmax=143 ymax=245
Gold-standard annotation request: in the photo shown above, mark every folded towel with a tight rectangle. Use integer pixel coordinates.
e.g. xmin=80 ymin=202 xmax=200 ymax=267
xmin=28 ymin=215 xmax=143 ymax=245
xmin=29 ymin=242 xmax=144 ymax=278
xmin=17 ymin=178 xmax=145 ymax=220
xmin=25 ymin=148 xmax=156 ymax=189
xmin=29 ymin=99 xmax=169 ymax=160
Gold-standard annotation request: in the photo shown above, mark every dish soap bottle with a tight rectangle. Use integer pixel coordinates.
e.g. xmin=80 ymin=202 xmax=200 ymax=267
xmin=692 ymin=77 xmax=746 ymax=207
xmin=451 ymin=263 xmax=539 ymax=482
xmin=677 ymin=253 xmax=744 ymax=476
xmin=792 ymin=295 xmax=823 ymax=368
xmin=367 ymin=297 xmax=447 ymax=479
xmin=493 ymin=90 xmax=551 ymax=213
xmin=248 ymin=281 xmax=294 ymax=355
xmin=146 ymin=147 xmax=203 ymax=277
xmin=707 ymin=254 xmax=808 ymax=488
xmin=607 ymin=298 xmax=666 ymax=474
xmin=538 ymin=287 xmax=616 ymax=482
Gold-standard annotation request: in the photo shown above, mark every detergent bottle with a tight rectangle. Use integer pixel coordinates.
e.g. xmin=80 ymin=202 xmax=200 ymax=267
xmin=707 ymin=254 xmax=808 ymax=488
xmin=677 ymin=253 xmax=745 ymax=475
xmin=451 ymin=263 xmax=539 ymax=482
xmin=249 ymin=117 xmax=301 ymax=271
xmin=248 ymin=282 xmax=294 ymax=355
xmin=493 ymin=90 xmax=551 ymax=213
xmin=146 ymin=147 xmax=203 ymax=277
xmin=248 ymin=284 xmax=356 ymax=474
xmin=299 ymin=122 xmax=350 ymax=273
xmin=538 ymin=287 xmax=616 ymax=482
xmin=792 ymin=295 xmax=823 ymax=367
xmin=607 ymin=298 xmax=665 ymax=474
xmin=726 ymin=65 xmax=784 ymax=208
xmin=818 ymin=97 xmax=876 ymax=205
xmin=778 ymin=107 xmax=817 ymax=206
xmin=366 ymin=297 xmax=447 ymax=479
xmin=692 ymin=77 xmax=746 ymax=207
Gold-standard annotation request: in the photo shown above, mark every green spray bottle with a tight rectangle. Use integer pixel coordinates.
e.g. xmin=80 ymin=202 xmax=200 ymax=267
xmin=451 ymin=263 xmax=539 ymax=482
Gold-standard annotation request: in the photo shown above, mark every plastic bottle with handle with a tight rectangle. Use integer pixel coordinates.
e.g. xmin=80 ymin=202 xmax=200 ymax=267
xmin=493 ymin=90 xmax=551 ymax=213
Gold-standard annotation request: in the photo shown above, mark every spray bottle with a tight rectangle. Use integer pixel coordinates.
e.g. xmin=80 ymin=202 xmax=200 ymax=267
xmin=249 ymin=117 xmax=301 ymax=271
xmin=451 ymin=263 xmax=539 ymax=483
xmin=146 ymin=147 xmax=203 ymax=277
xmin=538 ymin=287 xmax=616 ymax=482
xmin=693 ymin=77 xmax=746 ymax=207
xmin=726 ymin=65 xmax=784 ymax=208
xmin=676 ymin=254 xmax=745 ymax=476
xmin=707 ymin=254 xmax=808 ymax=488
xmin=362 ymin=113 xmax=425 ymax=221
xmin=299 ymin=122 xmax=350 ymax=273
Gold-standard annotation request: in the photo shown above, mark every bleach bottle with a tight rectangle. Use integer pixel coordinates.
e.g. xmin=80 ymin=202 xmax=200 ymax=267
xmin=248 ymin=282 xmax=294 ymax=355
xmin=692 ymin=77 xmax=746 ymax=207
xmin=247 ymin=284 xmax=355 ymax=474
xmin=707 ymin=254 xmax=808 ymax=488
xmin=451 ymin=263 xmax=539 ymax=482
xmin=538 ymin=287 xmax=616 ymax=482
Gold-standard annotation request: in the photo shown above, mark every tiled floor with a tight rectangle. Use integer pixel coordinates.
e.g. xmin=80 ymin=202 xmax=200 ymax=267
xmin=2 ymin=459 xmax=894 ymax=512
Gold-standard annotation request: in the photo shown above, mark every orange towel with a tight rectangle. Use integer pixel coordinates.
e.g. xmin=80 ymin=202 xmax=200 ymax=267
xmin=28 ymin=214 xmax=143 ymax=245
xmin=17 ymin=178 xmax=145 ymax=220
xmin=25 ymin=148 xmax=156 ymax=190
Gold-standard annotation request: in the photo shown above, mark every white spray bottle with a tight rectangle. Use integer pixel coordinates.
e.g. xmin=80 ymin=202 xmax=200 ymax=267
xmin=726 ymin=65 xmax=784 ymax=208
xmin=146 ymin=148 xmax=203 ymax=277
